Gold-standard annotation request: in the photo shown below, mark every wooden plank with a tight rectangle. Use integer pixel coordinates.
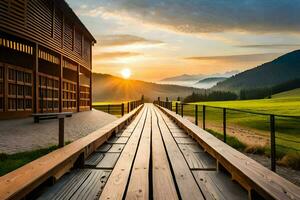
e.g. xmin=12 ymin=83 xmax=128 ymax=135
xmin=107 ymin=136 xmax=128 ymax=144
xmin=125 ymin=105 xmax=152 ymax=199
xmin=158 ymin=106 xmax=300 ymax=200
xmin=85 ymin=152 xmax=105 ymax=167
xmin=180 ymin=146 xmax=216 ymax=170
xmin=178 ymin=144 xmax=204 ymax=153
xmin=108 ymin=144 xmax=125 ymax=153
xmin=96 ymin=153 xmax=120 ymax=169
xmin=175 ymin=137 xmax=197 ymax=144
xmin=99 ymin=106 xmax=149 ymax=200
xmin=171 ymin=131 xmax=189 ymax=138
xmin=154 ymin=107 xmax=204 ymax=200
xmin=151 ymin=106 xmax=179 ymax=200
xmin=192 ymin=171 xmax=248 ymax=200
xmin=37 ymin=169 xmax=92 ymax=200
xmin=95 ymin=143 xmax=112 ymax=153
xmin=70 ymin=170 xmax=111 ymax=200
xmin=118 ymin=130 xmax=133 ymax=137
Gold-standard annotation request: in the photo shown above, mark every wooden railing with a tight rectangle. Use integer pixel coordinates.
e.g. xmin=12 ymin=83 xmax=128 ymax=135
xmin=93 ymin=100 xmax=143 ymax=116
xmin=155 ymin=100 xmax=300 ymax=172
xmin=0 ymin=105 xmax=143 ymax=200
xmin=156 ymin=104 xmax=300 ymax=200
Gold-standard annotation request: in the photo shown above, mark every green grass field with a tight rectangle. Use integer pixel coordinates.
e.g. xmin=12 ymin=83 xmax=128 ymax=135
xmin=175 ymin=89 xmax=300 ymax=169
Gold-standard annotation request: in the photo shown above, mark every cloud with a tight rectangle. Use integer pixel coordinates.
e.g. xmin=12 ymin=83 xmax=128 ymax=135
xmin=76 ymin=0 xmax=300 ymax=34
xmin=236 ymin=44 xmax=300 ymax=49
xmin=185 ymin=53 xmax=282 ymax=62
xmin=93 ymin=51 xmax=142 ymax=60
xmin=96 ymin=34 xmax=163 ymax=47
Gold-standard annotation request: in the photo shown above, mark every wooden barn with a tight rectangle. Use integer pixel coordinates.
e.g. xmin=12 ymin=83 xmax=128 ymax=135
xmin=0 ymin=0 xmax=96 ymax=119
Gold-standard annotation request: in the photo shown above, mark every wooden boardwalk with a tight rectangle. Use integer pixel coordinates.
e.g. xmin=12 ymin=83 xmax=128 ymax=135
xmin=37 ymin=104 xmax=248 ymax=200
xmin=1 ymin=103 xmax=299 ymax=200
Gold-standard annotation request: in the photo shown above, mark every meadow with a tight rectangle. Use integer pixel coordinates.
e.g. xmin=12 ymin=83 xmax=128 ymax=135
xmin=176 ymin=89 xmax=300 ymax=169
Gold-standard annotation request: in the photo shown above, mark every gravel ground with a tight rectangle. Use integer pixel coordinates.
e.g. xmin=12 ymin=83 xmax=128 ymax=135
xmin=0 ymin=109 xmax=117 ymax=154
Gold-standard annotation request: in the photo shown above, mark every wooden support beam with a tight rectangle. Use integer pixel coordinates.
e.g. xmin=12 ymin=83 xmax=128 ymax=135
xmin=33 ymin=43 xmax=39 ymax=113
xmin=77 ymin=64 xmax=80 ymax=112
xmin=89 ymin=47 xmax=92 ymax=110
xmin=59 ymin=55 xmax=63 ymax=112
xmin=3 ymin=64 xmax=7 ymax=112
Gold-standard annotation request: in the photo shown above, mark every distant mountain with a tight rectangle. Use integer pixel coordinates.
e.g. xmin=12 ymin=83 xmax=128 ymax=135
xmin=160 ymin=70 xmax=238 ymax=82
xmin=196 ymin=77 xmax=227 ymax=84
xmin=213 ymin=50 xmax=300 ymax=91
xmin=92 ymin=73 xmax=204 ymax=102
xmin=160 ymin=74 xmax=204 ymax=82
xmin=194 ymin=77 xmax=227 ymax=89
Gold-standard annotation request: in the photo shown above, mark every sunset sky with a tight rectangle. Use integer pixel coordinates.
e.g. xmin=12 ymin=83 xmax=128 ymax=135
xmin=67 ymin=0 xmax=300 ymax=81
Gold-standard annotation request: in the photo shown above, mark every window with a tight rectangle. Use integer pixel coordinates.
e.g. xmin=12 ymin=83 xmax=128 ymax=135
xmin=6 ymin=66 xmax=33 ymax=111
xmin=63 ymin=80 xmax=77 ymax=110
xmin=39 ymin=73 xmax=59 ymax=112
xmin=80 ymin=85 xmax=90 ymax=108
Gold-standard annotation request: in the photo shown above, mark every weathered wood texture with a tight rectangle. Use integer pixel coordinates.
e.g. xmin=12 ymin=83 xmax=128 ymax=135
xmin=154 ymin=106 xmax=204 ymax=200
xmin=151 ymin=106 xmax=178 ymax=200
xmin=37 ymin=169 xmax=110 ymax=200
xmin=99 ymin=107 xmax=149 ymax=200
xmin=193 ymin=171 xmax=248 ymax=200
xmin=125 ymin=106 xmax=151 ymax=199
xmin=157 ymin=105 xmax=300 ymax=200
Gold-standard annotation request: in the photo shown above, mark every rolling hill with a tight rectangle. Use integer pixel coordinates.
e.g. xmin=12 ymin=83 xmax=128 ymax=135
xmin=272 ymin=88 xmax=300 ymax=99
xmin=92 ymin=73 xmax=204 ymax=102
xmin=213 ymin=50 xmax=300 ymax=91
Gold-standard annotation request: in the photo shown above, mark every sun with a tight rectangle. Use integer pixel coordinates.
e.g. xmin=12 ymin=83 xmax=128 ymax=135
xmin=121 ymin=68 xmax=132 ymax=79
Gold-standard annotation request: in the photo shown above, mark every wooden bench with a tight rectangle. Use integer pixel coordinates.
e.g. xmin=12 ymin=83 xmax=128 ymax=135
xmin=0 ymin=105 xmax=143 ymax=200
xmin=32 ymin=112 xmax=73 ymax=147
xmin=157 ymin=105 xmax=300 ymax=200
xmin=32 ymin=112 xmax=73 ymax=123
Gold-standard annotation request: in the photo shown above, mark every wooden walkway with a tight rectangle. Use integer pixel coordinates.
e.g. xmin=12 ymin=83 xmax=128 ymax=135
xmin=1 ymin=103 xmax=299 ymax=200
xmin=37 ymin=104 xmax=248 ymax=200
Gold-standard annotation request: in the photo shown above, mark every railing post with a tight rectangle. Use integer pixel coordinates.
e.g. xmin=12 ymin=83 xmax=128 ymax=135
xmin=203 ymin=105 xmax=206 ymax=130
xmin=121 ymin=103 xmax=124 ymax=116
xmin=127 ymin=102 xmax=130 ymax=113
xmin=58 ymin=117 xmax=64 ymax=147
xmin=223 ymin=108 xmax=226 ymax=143
xmin=270 ymin=114 xmax=276 ymax=172
xmin=195 ymin=104 xmax=198 ymax=125
xmin=108 ymin=104 xmax=110 ymax=114
xmin=181 ymin=103 xmax=184 ymax=117
xmin=176 ymin=102 xmax=178 ymax=114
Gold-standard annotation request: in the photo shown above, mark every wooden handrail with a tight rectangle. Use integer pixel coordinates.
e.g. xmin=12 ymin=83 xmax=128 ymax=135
xmin=0 ymin=105 xmax=143 ymax=200
xmin=157 ymin=105 xmax=300 ymax=200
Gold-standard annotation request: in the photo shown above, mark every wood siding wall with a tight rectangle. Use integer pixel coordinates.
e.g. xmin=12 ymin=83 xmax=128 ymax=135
xmin=0 ymin=0 xmax=94 ymax=70
xmin=0 ymin=0 xmax=94 ymax=119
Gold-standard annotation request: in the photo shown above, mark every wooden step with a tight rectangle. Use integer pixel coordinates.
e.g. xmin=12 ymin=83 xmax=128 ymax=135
xmin=85 ymin=153 xmax=105 ymax=167
xmin=96 ymin=153 xmax=120 ymax=169
xmin=38 ymin=167 xmax=112 ymax=199
xmin=192 ymin=170 xmax=248 ymax=200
